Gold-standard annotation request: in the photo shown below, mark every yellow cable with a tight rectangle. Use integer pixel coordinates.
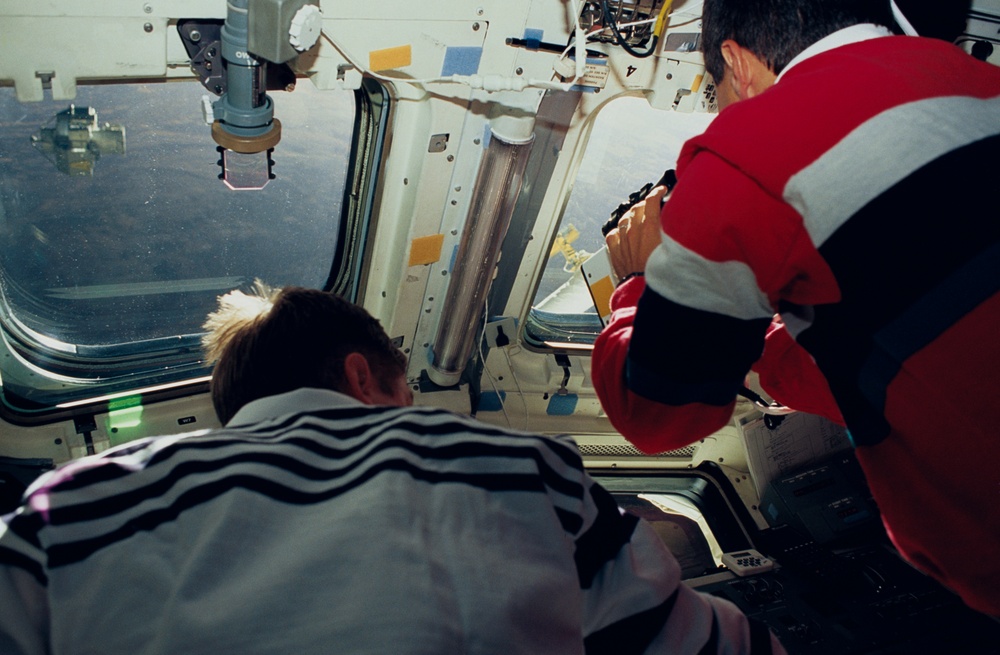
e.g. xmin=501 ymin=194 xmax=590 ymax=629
xmin=653 ymin=0 xmax=674 ymax=38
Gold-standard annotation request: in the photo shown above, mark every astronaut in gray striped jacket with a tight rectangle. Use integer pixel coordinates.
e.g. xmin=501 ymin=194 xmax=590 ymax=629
xmin=0 ymin=283 xmax=782 ymax=655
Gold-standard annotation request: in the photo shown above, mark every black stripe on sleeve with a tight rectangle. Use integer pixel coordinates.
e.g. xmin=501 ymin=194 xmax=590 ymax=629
xmin=0 ymin=546 xmax=47 ymax=586
xmin=574 ymin=483 xmax=640 ymax=589
xmin=583 ymin=587 xmax=679 ymax=655
xmin=629 ymin=288 xmax=770 ymax=406
xmin=6 ymin=513 xmax=45 ymax=550
xmin=555 ymin=506 xmax=584 ymax=535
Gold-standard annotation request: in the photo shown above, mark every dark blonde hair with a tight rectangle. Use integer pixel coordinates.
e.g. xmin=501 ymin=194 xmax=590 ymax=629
xmin=203 ymin=281 xmax=407 ymax=424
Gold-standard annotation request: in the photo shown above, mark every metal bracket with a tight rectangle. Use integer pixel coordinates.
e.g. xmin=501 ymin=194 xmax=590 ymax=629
xmin=178 ymin=20 xmax=228 ymax=95
xmin=73 ymin=414 xmax=98 ymax=456
xmin=428 ymin=133 xmax=449 ymax=153
xmin=555 ymin=353 xmax=571 ymax=395
xmin=177 ymin=19 xmax=296 ymax=96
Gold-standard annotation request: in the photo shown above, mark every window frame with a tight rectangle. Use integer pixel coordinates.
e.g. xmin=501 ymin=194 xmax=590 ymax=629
xmin=523 ymin=96 xmax=714 ymax=353
xmin=0 ymin=77 xmax=388 ymax=421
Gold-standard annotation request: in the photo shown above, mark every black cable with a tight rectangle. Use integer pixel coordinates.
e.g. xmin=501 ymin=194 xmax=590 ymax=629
xmin=505 ymin=37 xmax=607 ymax=59
xmin=600 ymin=0 xmax=659 ymax=58
xmin=738 ymin=385 xmax=769 ymax=406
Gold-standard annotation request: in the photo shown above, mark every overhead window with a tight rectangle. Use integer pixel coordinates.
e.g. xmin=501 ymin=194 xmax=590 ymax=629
xmin=526 ymin=96 xmax=713 ymax=348
xmin=0 ymin=78 xmax=367 ymax=412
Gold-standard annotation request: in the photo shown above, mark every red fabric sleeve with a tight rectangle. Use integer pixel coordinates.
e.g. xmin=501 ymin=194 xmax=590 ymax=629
xmin=591 ymin=277 xmax=735 ymax=454
xmin=753 ymin=321 xmax=845 ymax=425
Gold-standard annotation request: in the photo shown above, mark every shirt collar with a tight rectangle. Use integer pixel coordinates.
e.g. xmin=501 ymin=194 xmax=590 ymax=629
xmin=227 ymin=387 xmax=363 ymax=427
xmin=775 ymin=24 xmax=894 ymax=83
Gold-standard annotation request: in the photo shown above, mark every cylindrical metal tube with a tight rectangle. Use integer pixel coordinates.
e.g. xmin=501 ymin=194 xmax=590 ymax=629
xmin=215 ymin=0 xmax=274 ymax=138
xmin=428 ymin=118 xmax=534 ymax=387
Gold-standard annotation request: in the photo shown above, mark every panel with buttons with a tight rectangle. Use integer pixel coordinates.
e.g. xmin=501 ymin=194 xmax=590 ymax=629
xmin=722 ymin=549 xmax=775 ymax=576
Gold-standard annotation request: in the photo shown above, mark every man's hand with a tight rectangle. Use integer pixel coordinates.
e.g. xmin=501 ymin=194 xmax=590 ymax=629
xmin=605 ymin=185 xmax=668 ymax=281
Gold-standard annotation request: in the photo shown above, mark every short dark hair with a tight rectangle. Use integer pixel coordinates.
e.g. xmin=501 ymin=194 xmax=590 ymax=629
xmin=701 ymin=0 xmax=893 ymax=83
xmin=203 ymin=282 xmax=407 ymax=424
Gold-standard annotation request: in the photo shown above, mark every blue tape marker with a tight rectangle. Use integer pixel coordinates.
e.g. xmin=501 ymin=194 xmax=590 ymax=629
xmin=441 ymin=46 xmax=483 ymax=77
xmin=523 ymin=28 xmax=544 ymax=50
xmin=546 ymin=393 xmax=578 ymax=416
xmin=566 ymin=56 xmax=608 ymax=67
xmin=480 ymin=390 xmax=506 ymax=412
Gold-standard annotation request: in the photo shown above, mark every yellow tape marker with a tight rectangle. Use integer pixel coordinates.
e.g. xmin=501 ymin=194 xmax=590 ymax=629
xmin=691 ymin=73 xmax=704 ymax=92
xmin=408 ymin=234 xmax=445 ymax=267
xmin=370 ymin=45 xmax=413 ymax=72
xmin=590 ymin=276 xmax=615 ymax=319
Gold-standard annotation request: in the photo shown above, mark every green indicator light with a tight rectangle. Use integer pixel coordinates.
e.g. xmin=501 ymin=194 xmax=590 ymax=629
xmin=108 ymin=405 xmax=143 ymax=430
xmin=108 ymin=395 xmax=142 ymax=411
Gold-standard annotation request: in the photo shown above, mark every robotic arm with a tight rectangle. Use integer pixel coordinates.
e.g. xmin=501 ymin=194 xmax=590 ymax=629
xmin=180 ymin=0 xmax=322 ymax=189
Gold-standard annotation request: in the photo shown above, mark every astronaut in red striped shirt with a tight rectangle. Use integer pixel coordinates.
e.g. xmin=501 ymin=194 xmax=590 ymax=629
xmin=594 ymin=0 xmax=1000 ymax=616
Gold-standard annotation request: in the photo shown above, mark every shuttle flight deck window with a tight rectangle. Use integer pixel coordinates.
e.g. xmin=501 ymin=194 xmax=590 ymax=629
xmin=526 ymin=97 xmax=712 ymax=347
xmin=0 ymin=79 xmax=360 ymax=411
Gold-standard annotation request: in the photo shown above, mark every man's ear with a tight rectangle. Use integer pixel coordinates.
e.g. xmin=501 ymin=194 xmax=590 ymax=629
xmin=720 ymin=39 xmax=741 ymax=74
xmin=342 ymin=352 xmax=379 ymax=405
xmin=719 ymin=40 xmax=777 ymax=101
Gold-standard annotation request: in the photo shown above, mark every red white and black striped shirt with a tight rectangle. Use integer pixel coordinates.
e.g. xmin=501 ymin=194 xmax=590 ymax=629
xmin=593 ymin=27 xmax=1000 ymax=615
